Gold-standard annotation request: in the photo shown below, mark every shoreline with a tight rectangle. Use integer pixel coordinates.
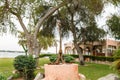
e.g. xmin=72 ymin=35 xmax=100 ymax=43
xmin=0 ymin=52 xmax=25 ymax=58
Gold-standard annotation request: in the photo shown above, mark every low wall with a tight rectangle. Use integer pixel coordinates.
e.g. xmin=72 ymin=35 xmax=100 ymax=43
xmin=43 ymin=64 xmax=80 ymax=80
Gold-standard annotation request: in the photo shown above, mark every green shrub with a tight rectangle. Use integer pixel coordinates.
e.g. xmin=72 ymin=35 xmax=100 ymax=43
xmin=89 ymin=56 xmax=95 ymax=61
xmin=49 ymin=55 xmax=57 ymax=63
xmin=64 ymin=55 xmax=75 ymax=63
xmin=111 ymin=49 xmax=120 ymax=75
xmin=113 ymin=49 xmax=120 ymax=57
xmin=13 ymin=55 xmax=36 ymax=80
xmin=39 ymin=54 xmax=55 ymax=58
xmin=39 ymin=53 xmax=115 ymax=62
xmin=71 ymin=54 xmax=79 ymax=58
xmin=0 ymin=74 xmax=6 ymax=80
xmin=111 ymin=59 xmax=120 ymax=74
xmin=113 ymin=49 xmax=120 ymax=61
xmin=49 ymin=55 xmax=75 ymax=63
xmin=106 ymin=57 xmax=114 ymax=62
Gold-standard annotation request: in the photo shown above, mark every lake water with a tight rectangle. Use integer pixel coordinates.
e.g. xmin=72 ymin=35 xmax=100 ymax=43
xmin=0 ymin=52 xmax=25 ymax=58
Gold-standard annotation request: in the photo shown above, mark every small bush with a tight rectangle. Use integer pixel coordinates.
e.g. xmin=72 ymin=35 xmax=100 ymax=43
xmin=113 ymin=49 xmax=120 ymax=58
xmin=49 ymin=55 xmax=57 ymax=63
xmin=13 ymin=55 xmax=36 ymax=80
xmin=64 ymin=55 xmax=75 ymax=63
xmin=111 ymin=49 xmax=120 ymax=75
xmin=0 ymin=74 xmax=6 ymax=80
xmin=49 ymin=55 xmax=75 ymax=63
xmin=111 ymin=59 xmax=120 ymax=75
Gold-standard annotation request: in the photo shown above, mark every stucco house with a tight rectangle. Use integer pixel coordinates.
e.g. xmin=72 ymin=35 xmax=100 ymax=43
xmin=64 ymin=39 xmax=120 ymax=57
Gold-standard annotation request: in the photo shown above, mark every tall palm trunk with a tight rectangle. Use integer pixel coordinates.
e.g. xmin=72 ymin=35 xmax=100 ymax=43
xmin=55 ymin=23 xmax=65 ymax=64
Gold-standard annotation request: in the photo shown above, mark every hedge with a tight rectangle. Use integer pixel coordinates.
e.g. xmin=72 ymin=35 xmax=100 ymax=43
xmin=39 ymin=54 xmax=120 ymax=62
xmin=49 ymin=55 xmax=75 ymax=63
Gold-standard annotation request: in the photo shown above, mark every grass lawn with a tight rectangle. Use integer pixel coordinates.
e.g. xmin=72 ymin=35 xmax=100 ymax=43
xmin=0 ymin=58 xmax=14 ymax=78
xmin=0 ymin=58 xmax=116 ymax=80
xmin=78 ymin=62 xmax=115 ymax=80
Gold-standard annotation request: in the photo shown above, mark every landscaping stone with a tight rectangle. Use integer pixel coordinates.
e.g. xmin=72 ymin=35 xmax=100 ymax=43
xmin=7 ymin=75 xmax=13 ymax=80
xmin=79 ymin=73 xmax=86 ymax=80
xmin=34 ymin=73 xmax=44 ymax=80
xmin=98 ymin=73 xmax=120 ymax=80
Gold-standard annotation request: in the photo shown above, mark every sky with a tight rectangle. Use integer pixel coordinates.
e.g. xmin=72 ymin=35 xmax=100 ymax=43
xmin=0 ymin=3 xmax=119 ymax=53
xmin=0 ymin=32 xmax=71 ymax=53
xmin=97 ymin=3 xmax=119 ymax=28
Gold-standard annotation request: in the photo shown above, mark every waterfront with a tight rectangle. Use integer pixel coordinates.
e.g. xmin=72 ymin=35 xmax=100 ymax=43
xmin=0 ymin=52 xmax=25 ymax=58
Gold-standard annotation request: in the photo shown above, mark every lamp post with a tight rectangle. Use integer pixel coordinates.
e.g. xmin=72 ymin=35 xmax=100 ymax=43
xmin=55 ymin=20 xmax=65 ymax=64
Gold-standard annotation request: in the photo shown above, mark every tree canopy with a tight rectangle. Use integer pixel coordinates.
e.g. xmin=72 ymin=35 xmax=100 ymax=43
xmin=0 ymin=0 xmax=120 ymax=64
xmin=107 ymin=15 xmax=120 ymax=39
xmin=79 ymin=22 xmax=106 ymax=43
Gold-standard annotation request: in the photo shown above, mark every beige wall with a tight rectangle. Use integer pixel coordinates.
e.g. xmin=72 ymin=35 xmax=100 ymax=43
xmin=64 ymin=39 xmax=120 ymax=56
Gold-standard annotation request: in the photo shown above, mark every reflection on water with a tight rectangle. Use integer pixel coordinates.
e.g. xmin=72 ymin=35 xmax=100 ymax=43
xmin=0 ymin=52 xmax=25 ymax=58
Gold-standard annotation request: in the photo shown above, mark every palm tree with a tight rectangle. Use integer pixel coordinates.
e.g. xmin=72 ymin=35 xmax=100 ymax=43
xmin=53 ymin=39 xmax=59 ymax=54
xmin=55 ymin=20 xmax=65 ymax=64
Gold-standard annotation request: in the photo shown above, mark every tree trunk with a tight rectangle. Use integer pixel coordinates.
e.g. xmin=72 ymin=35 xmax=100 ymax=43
xmin=26 ymin=34 xmax=41 ymax=66
xmin=71 ymin=14 xmax=85 ymax=65
xmin=26 ymin=34 xmax=34 ymax=55
xmin=55 ymin=49 xmax=65 ymax=64
xmin=15 ymin=12 xmax=41 ymax=66
xmin=55 ymin=23 xmax=65 ymax=64
xmin=71 ymin=18 xmax=84 ymax=65
xmin=72 ymin=30 xmax=85 ymax=65
xmin=74 ymin=41 xmax=85 ymax=65
xmin=25 ymin=34 xmax=41 ymax=57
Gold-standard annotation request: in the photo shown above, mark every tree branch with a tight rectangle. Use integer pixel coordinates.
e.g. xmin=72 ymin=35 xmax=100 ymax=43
xmin=5 ymin=0 xmax=29 ymax=35
xmin=16 ymin=15 xmax=29 ymax=35
xmin=34 ymin=2 xmax=67 ymax=37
